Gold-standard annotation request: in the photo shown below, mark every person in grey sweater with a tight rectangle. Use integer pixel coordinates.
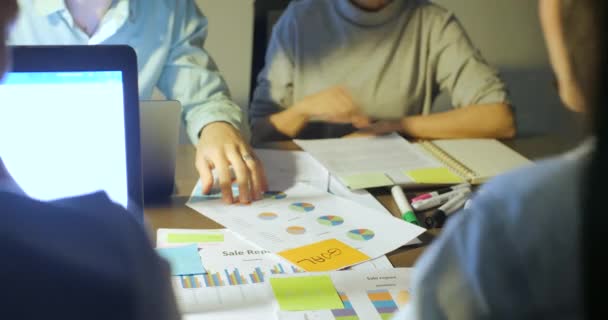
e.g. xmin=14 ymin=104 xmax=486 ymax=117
xmin=250 ymin=0 xmax=515 ymax=142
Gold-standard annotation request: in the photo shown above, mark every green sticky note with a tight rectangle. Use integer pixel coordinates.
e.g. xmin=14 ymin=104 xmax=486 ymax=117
xmin=270 ymin=276 xmax=344 ymax=311
xmin=342 ymin=173 xmax=393 ymax=189
xmin=405 ymin=167 xmax=464 ymax=184
xmin=167 ymin=233 xmax=225 ymax=244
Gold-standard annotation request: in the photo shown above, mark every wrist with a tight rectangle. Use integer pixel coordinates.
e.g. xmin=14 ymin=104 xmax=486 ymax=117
xmin=400 ymin=117 xmax=415 ymax=136
xmin=199 ymin=121 xmax=234 ymax=138
xmin=289 ymin=102 xmax=312 ymax=120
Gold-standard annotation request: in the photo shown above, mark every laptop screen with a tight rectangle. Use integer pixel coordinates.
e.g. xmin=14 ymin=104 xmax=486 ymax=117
xmin=0 ymin=71 xmax=129 ymax=208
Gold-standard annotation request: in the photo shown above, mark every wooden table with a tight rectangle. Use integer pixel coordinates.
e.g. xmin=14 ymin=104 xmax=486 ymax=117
xmin=145 ymin=134 xmax=584 ymax=267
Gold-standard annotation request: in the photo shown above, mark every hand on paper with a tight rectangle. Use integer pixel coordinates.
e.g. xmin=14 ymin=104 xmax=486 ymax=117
xmin=196 ymin=122 xmax=268 ymax=204
xmin=293 ymin=86 xmax=371 ymax=128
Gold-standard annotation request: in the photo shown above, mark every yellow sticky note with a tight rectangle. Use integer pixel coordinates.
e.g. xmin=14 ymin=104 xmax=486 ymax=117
xmin=278 ymin=239 xmax=370 ymax=272
xmin=405 ymin=167 xmax=464 ymax=184
xmin=342 ymin=173 xmax=393 ymax=189
xmin=270 ymin=275 xmax=344 ymax=311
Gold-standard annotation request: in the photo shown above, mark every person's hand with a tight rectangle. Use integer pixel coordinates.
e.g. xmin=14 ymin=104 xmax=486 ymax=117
xmin=196 ymin=122 xmax=268 ymax=204
xmin=292 ymin=86 xmax=371 ymax=128
xmin=342 ymin=120 xmax=404 ymax=138
xmin=342 ymin=131 xmax=381 ymax=139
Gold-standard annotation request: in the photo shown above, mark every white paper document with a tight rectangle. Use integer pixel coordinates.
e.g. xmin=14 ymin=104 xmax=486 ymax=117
xmin=255 ymin=149 xmax=330 ymax=191
xmin=328 ymin=175 xmax=391 ymax=215
xmin=276 ymin=268 xmax=413 ymax=320
xmin=187 ymin=183 xmax=425 ymax=269
xmin=158 ymin=229 xmax=297 ymax=316
xmin=157 ymin=229 xmax=394 ymax=317
xmin=295 ymin=134 xmax=442 ymax=188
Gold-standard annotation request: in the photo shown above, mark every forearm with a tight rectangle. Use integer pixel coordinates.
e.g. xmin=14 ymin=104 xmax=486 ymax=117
xmin=402 ymin=103 xmax=516 ymax=139
xmin=250 ymin=109 xmax=309 ymax=145
xmin=269 ymin=107 xmax=311 ymax=137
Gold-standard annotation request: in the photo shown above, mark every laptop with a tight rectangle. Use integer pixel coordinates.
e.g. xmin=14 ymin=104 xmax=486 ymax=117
xmin=140 ymin=100 xmax=181 ymax=200
xmin=0 ymin=45 xmax=143 ymax=219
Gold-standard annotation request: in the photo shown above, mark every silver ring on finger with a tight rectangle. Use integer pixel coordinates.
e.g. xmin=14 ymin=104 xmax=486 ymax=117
xmin=242 ymin=154 xmax=255 ymax=162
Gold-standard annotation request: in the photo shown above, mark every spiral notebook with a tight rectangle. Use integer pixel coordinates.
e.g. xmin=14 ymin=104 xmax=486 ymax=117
xmin=413 ymin=139 xmax=533 ymax=185
xmin=295 ymin=135 xmax=533 ymax=190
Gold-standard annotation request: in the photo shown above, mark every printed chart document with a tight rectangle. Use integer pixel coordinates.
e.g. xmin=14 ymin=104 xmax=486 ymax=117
xmin=275 ymin=268 xmax=413 ymax=320
xmin=328 ymin=176 xmax=390 ymax=215
xmin=179 ymin=268 xmax=413 ymax=320
xmin=295 ymin=134 xmax=443 ymax=189
xmin=328 ymin=177 xmax=422 ymax=246
xmin=187 ymin=184 xmax=425 ymax=271
xmin=157 ymin=229 xmax=394 ymax=318
xmin=255 ymin=149 xmax=330 ymax=191
xmin=158 ymin=229 xmax=297 ymax=316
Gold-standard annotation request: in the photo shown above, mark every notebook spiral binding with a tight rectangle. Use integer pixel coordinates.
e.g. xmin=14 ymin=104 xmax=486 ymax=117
xmin=419 ymin=141 xmax=478 ymax=181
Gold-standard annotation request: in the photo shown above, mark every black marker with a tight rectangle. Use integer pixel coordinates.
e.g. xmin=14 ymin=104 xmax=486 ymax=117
xmin=425 ymin=190 xmax=470 ymax=228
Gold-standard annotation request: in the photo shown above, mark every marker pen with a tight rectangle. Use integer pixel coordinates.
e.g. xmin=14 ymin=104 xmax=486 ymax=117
xmin=390 ymin=185 xmax=420 ymax=226
xmin=411 ymin=188 xmax=471 ymax=211
xmin=411 ymin=183 xmax=471 ymax=203
xmin=425 ymin=191 xmax=470 ymax=228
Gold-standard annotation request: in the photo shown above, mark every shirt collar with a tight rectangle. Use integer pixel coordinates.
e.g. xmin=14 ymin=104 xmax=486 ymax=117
xmin=33 ymin=0 xmax=136 ymax=19
xmin=33 ymin=0 xmax=66 ymax=16
xmin=334 ymin=0 xmax=409 ymax=27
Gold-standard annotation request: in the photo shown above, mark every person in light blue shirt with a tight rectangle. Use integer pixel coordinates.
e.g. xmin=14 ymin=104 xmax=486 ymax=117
xmin=393 ymin=0 xmax=603 ymax=318
xmin=9 ymin=0 xmax=267 ymax=204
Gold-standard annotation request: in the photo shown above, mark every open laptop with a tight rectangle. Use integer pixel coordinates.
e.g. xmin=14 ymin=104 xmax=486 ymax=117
xmin=0 ymin=45 xmax=143 ymax=219
xmin=140 ymin=100 xmax=181 ymax=200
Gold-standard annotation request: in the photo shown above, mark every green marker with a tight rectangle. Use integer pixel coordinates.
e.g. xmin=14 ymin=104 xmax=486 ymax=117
xmin=391 ymin=186 xmax=421 ymax=226
xmin=402 ymin=210 xmax=421 ymax=226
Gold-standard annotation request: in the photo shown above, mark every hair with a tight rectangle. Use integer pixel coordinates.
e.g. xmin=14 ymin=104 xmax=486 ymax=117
xmin=562 ymin=0 xmax=608 ymax=317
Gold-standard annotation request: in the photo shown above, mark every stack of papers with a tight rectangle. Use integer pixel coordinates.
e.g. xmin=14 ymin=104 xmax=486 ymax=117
xmin=157 ymin=229 xmax=394 ymax=316
xmin=295 ymin=133 xmax=440 ymax=189
xmin=187 ymin=183 xmax=424 ymax=271
xmin=164 ymin=146 xmax=426 ymax=319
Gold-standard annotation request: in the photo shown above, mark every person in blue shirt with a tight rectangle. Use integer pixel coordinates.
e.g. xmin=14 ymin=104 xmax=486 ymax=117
xmin=0 ymin=3 xmax=178 ymax=318
xmin=9 ymin=0 xmax=267 ymax=204
xmin=394 ymin=0 xmax=604 ymax=318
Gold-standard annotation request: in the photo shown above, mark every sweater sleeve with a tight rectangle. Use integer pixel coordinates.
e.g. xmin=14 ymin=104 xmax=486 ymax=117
xmin=429 ymin=11 xmax=509 ymax=108
xmin=249 ymin=5 xmax=297 ymax=137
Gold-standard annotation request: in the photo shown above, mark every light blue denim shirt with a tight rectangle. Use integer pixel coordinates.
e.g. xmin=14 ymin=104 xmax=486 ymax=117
xmin=10 ymin=0 xmax=246 ymax=144
xmin=394 ymin=143 xmax=589 ymax=319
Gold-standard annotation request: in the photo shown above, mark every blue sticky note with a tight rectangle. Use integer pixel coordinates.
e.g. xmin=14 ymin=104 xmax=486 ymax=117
xmin=156 ymin=244 xmax=206 ymax=276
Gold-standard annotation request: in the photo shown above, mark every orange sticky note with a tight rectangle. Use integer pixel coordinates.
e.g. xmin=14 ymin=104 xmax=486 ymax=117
xmin=278 ymin=239 xmax=370 ymax=272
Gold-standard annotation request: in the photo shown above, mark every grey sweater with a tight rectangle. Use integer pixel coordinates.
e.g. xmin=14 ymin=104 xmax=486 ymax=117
xmin=250 ymin=0 xmax=508 ymax=140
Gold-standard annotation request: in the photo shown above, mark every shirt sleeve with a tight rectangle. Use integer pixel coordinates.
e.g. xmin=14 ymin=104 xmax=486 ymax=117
xmin=157 ymin=0 xmax=246 ymax=145
xmin=430 ymin=12 xmax=509 ymax=108
xmin=394 ymin=191 xmax=530 ymax=320
xmin=249 ymin=6 xmax=296 ymax=136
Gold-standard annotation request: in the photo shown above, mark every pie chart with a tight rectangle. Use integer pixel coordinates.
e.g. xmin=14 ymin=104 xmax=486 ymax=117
xmin=347 ymin=229 xmax=375 ymax=241
xmin=264 ymin=191 xmax=287 ymax=200
xmin=286 ymin=226 xmax=306 ymax=235
xmin=317 ymin=215 xmax=344 ymax=226
xmin=289 ymin=202 xmax=315 ymax=212
xmin=258 ymin=212 xmax=278 ymax=220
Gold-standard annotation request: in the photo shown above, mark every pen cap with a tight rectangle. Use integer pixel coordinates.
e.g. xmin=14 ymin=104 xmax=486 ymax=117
xmin=425 ymin=211 xmax=447 ymax=228
xmin=438 ymin=189 xmax=471 ymax=212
